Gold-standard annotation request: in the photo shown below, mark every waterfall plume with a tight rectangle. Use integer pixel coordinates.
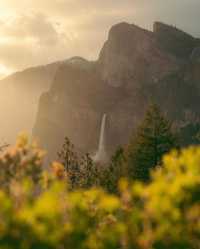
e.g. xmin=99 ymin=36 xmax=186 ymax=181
xmin=93 ymin=114 xmax=108 ymax=163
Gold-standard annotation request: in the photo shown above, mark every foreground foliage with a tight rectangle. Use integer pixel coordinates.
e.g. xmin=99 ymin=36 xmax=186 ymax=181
xmin=0 ymin=136 xmax=199 ymax=249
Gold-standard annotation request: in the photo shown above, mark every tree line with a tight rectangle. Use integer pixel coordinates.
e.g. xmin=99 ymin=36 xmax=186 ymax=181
xmin=58 ymin=103 xmax=178 ymax=192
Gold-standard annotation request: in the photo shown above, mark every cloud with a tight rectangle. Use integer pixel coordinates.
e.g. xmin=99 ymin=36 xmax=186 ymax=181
xmin=0 ymin=12 xmax=79 ymax=71
xmin=0 ymin=0 xmax=199 ymax=74
xmin=0 ymin=13 xmax=60 ymax=46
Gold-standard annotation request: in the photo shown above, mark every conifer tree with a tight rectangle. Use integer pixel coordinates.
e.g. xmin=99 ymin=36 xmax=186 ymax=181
xmin=100 ymin=147 xmax=126 ymax=193
xmin=58 ymin=137 xmax=81 ymax=188
xmin=58 ymin=137 xmax=99 ymax=189
xmin=126 ymin=104 xmax=177 ymax=182
xmin=80 ymin=153 xmax=99 ymax=188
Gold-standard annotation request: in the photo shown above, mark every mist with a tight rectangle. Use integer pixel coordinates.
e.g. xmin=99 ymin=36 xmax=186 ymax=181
xmin=0 ymin=63 xmax=58 ymax=144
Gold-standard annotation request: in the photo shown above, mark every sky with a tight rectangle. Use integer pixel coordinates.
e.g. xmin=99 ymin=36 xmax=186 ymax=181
xmin=0 ymin=0 xmax=200 ymax=78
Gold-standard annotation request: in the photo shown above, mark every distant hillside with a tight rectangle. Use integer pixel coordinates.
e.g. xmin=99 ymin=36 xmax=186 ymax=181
xmin=0 ymin=62 xmax=60 ymax=142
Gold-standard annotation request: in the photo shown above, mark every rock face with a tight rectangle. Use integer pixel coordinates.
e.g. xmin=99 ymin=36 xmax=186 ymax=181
xmin=33 ymin=22 xmax=200 ymax=161
xmin=99 ymin=23 xmax=179 ymax=87
xmin=153 ymin=22 xmax=200 ymax=59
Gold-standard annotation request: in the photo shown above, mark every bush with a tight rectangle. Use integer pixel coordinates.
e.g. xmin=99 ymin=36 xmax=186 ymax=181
xmin=0 ymin=136 xmax=199 ymax=249
xmin=0 ymin=134 xmax=44 ymax=192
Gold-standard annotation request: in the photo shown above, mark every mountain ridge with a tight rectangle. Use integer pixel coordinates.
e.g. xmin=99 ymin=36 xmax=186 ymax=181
xmin=32 ymin=21 xmax=200 ymax=161
xmin=0 ymin=21 xmax=200 ymax=160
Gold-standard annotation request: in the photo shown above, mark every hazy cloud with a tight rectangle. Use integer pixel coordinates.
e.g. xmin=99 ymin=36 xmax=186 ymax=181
xmin=0 ymin=0 xmax=199 ymax=75
xmin=0 ymin=13 xmax=59 ymax=46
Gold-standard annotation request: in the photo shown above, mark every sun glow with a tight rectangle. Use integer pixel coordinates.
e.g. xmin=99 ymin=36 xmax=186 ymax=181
xmin=0 ymin=64 xmax=11 ymax=79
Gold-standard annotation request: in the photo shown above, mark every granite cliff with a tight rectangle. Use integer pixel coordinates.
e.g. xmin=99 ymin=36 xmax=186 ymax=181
xmin=31 ymin=22 xmax=200 ymax=161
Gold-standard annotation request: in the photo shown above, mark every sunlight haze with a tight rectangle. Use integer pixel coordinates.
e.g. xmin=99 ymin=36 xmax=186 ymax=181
xmin=0 ymin=0 xmax=199 ymax=75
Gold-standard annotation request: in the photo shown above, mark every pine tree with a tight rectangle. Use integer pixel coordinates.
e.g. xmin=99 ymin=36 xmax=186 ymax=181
xmin=126 ymin=104 xmax=177 ymax=182
xmin=58 ymin=137 xmax=100 ymax=189
xmin=58 ymin=137 xmax=81 ymax=188
xmin=100 ymin=147 xmax=126 ymax=193
xmin=80 ymin=153 xmax=99 ymax=188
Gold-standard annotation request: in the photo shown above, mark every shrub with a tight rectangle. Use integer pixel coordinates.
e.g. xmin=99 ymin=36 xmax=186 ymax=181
xmin=0 ymin=134 xmax=44 ymax=192
xmin=0 ymin=136 xmax=199 ymax=249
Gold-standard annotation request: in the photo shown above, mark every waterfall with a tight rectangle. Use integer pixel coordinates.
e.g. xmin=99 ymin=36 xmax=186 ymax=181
xmin=93 ymin=114 xmax=107 ymax=163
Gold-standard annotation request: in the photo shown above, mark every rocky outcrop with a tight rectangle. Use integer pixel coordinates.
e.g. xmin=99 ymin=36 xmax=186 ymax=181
xmin=31 ymin=22 xmax=200 ymax=161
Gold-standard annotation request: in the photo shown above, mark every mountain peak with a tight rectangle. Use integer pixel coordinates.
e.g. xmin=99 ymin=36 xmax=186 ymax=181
xmin=153 ymin=21 xmax=194 ymax=38
xmin=153 ymin=21 xmax=199 ymax=59
xmin=108 ymin=22 xmax=150 ymax=40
